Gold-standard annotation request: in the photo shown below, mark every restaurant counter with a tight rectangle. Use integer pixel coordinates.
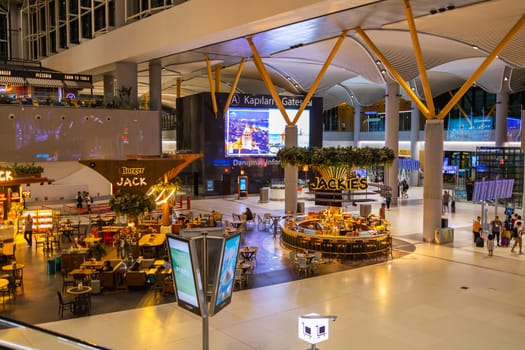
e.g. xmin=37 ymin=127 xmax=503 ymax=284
xmin=280 ymin=219 xmax=392 ymax=260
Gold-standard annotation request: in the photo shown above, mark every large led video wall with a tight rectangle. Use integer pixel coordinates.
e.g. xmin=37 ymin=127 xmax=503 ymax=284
xmin=225 ymin=107 xmax=310 ymax=157
xmin=0 ymin=106 xmax=161 ymax=162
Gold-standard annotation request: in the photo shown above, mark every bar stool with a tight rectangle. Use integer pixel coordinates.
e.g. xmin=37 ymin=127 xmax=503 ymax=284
xmin=335 ymin=240 xmax=347 ymax=261
xmin=310 ymin=237 xmax=322 ymax=252
xmin=321 ymin=239 xmax=334 ymax=261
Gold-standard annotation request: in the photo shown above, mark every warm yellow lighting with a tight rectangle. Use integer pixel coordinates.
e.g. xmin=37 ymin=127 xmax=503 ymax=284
xmin=155 ymin=188 xmax=175 ymax=205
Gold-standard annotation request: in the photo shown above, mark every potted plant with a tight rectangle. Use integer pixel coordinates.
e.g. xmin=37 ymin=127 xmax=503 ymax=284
xmin=88 ymin=242 xmax=107 ymax=261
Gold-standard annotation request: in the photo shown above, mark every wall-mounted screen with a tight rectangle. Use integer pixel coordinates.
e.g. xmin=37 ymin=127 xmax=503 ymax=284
xmin=472 ymin=179 xmax=514 ymax=201
xmin=167 ymin=235 xmax=203 ymax=316
xmin=225 ymin=107 xmax=310 ymax=157
xmin=210 ymin=232 xmax=241 ymax=315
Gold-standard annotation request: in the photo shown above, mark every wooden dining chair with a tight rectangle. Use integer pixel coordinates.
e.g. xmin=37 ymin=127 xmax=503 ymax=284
xmin=57 ymin=290 xmax=74 ymax=318
xmin=61 ymin=270 xmax=76 ymax=292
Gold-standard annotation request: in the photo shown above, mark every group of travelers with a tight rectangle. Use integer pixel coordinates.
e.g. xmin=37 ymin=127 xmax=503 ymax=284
xmin=76 ymin=191 xmax=94 ymax=212
xmin=472 ymin=213 xmax=523 ymax=256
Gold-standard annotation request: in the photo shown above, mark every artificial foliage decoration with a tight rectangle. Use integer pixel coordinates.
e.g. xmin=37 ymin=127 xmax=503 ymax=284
xmin=277 ymin=146 xmax=395 ymax=168
xmin=109 ymin=191 xmax=156 ymax=222
xmin=0 ymin=162 xmax=44 ymax=176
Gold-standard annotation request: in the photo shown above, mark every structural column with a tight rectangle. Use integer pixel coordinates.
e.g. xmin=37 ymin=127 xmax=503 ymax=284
xmin=495 ymin=92 xmax=508 ymax=147
xmin=385 ymin=82 xmax=400 ymax=205
xmin=115 ymin=61 xmax=138 ymax=109
xmin=353 ymin=104 xmax=361 ymax=147
xmin=284 ymin=125 xmax=298 ymax=214
xmin=410 ymin=101 xmax=421 ymax=186
xmin=103 ymin=74 xmax=115 ymax=107
xmin=149 ymin=60 xmax=162 ymax=111
xmin=423 ymin=119 xmax=444 ymax=242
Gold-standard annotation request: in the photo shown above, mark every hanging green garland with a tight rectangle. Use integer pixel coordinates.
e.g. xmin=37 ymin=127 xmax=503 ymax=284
xmin=277 ymin=146 xmax=395 ymax=168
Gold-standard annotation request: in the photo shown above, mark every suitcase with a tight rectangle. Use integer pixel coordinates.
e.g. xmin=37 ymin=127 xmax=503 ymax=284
xmin=475 ymin=237 xmax=484 ymax=247
xmin=501 ymin=236 xmax=510 ymax=247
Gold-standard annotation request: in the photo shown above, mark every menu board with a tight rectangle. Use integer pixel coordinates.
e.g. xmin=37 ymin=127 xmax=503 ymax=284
xmin=167 ymin=235 xmax=204 ymax=316
xmin=210 ymin=232 xmax=241 ymax=316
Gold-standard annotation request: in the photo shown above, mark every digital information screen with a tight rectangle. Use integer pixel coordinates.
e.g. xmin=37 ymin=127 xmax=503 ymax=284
xmin=210 ymin=233 xmax=241 ymax=316
xmin=472 ymin=179 xmax=514 ymax=201
xmin=225 ymin=107 xmax=310 ymax=157
xmin=167 ymin=235 xmax=203 ymax=316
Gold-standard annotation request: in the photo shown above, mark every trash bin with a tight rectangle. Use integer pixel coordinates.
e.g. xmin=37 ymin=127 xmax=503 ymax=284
xmin=55 ymin=256 xmax=61 ymax=272
xmin=47 ymin=258 xmax=56 ymax=275
xmin=441 ymin=217 xmax=448 ymax=228
xmin=297 ymin=201 xmax=305 ymax=214
xmin=90 ymin=279 xmax=101 ymax=294
xmin=360 ymin=204 xmax=371 ymax=217
xmin=259 ymin=187 xmax=269 ymax=203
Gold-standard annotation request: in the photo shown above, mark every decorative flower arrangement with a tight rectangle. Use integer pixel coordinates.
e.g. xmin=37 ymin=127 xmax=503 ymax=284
xmin=109 ymin=191 xmax=155 ymax=223
xmin=277 ymin=146 xmax=395 ymax=168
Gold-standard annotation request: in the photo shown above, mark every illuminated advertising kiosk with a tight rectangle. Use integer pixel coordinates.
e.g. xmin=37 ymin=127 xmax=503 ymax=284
xmin=166 ymin=230 xmax=241 ymax=350
xmin=237 ymin=175 xmax=248 ymax=199
xmin=210 ymin=232 xmax=241 ymax=315
xmin=166 ymin=235 xmax=205 ymax=316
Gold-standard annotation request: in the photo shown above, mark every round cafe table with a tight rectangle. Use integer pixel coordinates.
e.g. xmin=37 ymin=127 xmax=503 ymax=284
xmin=2 ymin=264 xmax=24 ymax=290
xmin=67 ymin=286 xmax=92 ymax=316
xmin=2 ymin=263 xmax=24 ymax=275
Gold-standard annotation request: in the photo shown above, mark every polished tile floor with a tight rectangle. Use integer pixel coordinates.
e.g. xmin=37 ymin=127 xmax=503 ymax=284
xmin=6 ymin=187 xmax=525 ymax=349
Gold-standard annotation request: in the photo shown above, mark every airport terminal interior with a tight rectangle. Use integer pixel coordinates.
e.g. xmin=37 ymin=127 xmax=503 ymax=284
xmin=0 ymin=1 xmax=524 ymax=349
xmin=1 ymin=189 xmax=522 ymax=349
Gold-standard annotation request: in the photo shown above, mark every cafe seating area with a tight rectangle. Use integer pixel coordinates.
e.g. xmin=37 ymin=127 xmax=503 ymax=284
xmin=0 ymin=195 xmax=412 ymax=327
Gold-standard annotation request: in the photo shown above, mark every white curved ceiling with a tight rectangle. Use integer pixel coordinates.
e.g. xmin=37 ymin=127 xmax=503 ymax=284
xmin=41 ymin=0 xmax=525 ymax=111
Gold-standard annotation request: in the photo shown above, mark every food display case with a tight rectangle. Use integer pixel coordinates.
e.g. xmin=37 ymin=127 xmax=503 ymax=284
xmin=23 ymin=209 xmax=54 ymax=233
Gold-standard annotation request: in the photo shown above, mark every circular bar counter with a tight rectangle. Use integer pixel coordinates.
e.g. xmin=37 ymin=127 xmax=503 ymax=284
xmin=280 ymin=219 xmax=392 ymax=261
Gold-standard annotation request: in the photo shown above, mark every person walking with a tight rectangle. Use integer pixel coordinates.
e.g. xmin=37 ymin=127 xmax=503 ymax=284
xmin=511 ymin=220 xmax=523 ymax=254
xmin=76 ymin=191 xmax=83 ymax=209
xmin=490 ymin=215 xmax=503 ymax=247
xmin=442 ymin=191 xmax=451 ymax=214
xmin=24 ymin=213 xmax=33 ymax=247
xmin=385 ymin=192 xmax=392 ymax=210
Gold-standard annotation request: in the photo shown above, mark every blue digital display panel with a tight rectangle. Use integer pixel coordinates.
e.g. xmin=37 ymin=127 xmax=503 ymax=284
xmin=210 ymin=233 xmax=241 ymax=315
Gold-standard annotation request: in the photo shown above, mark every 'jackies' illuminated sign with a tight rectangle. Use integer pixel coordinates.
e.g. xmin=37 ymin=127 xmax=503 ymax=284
xmin=0 ymin=170 xmax=13 ymax=182
xmin=309 ymin=176 xmax=368 ymax=191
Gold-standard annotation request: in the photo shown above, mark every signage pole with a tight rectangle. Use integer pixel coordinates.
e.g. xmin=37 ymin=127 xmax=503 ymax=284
xmin=202 ymin=232 xmax=209 ymax=350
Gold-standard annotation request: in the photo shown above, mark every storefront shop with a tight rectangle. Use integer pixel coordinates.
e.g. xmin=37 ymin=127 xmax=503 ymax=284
xmin=0 ymin=167 xmax=53 ymax=237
